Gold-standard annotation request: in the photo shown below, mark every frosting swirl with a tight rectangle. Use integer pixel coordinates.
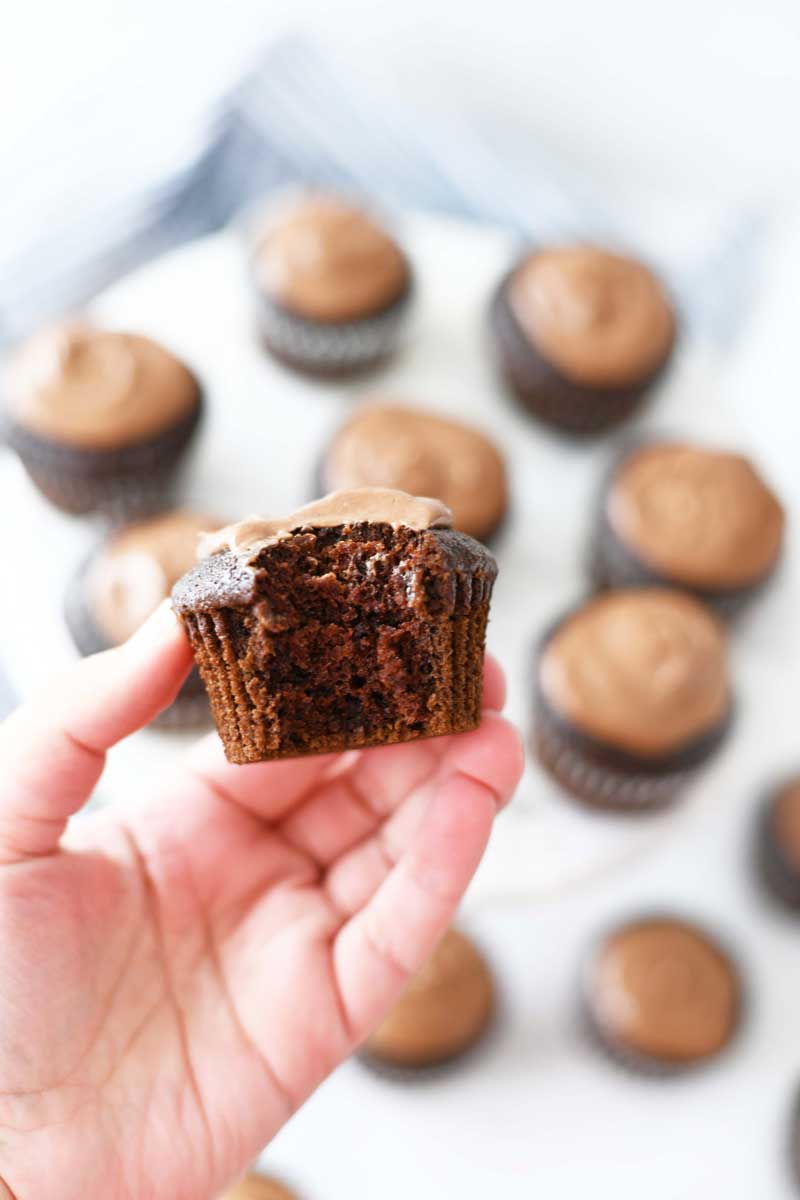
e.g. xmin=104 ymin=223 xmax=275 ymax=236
xmin=321 ymin=403 xmax=507 ymax=541
xmin=607 ymin=442 xmax=785 ymax=589
xmin=253 ymin=196 xmax=409 ymax=323
xmin=509 ymin=246 xmax=674 ymax=388
xmin=4 ymin=322 xmax=199 ymax=450
xmin=201 ymin=487 xmax=453 ymax=564
xmin=539 ymin=589 xmax=729 ymax=756
xmin=87 ymin=511 xmax=221 ymax=645
xmin=591 ymin=919 xmax=739 ymax=1062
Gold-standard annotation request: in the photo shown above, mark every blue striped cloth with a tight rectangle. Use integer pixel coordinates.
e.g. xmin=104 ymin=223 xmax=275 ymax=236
xmin=0 ymin=36 xmax=763 ymax=353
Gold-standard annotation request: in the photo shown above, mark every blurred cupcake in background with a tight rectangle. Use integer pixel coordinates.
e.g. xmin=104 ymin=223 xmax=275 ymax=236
xmin=533 ymin=588 xmax=732 ymax=811
xmin=220 ymin=1172 xmax=301 ymax=1200
xmin=249 ymin=193 xmax=412 ymax=377
xmin=490 ymin=245 xmax=675 ymax=435
xmin=65 ymin=509 xmax=222 ymax=728
xmin=318 ymin=401 xmax=508 ymax=543
xmin=592 ymin=439 xmax=785 ymax=616
xmin=756 ymin=775 xmax=800 ymax=909
xmin=2 ymin=321 xmax=202 ymax=516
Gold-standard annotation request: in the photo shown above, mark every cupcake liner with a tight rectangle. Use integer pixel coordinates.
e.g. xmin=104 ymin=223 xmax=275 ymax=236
xmin=254 ymin=284 xmax=412 ymax=378
xmin=3 ymin=394 xmax=202 ymax=519
xmin=489 ymin=276 xmax=666 ymax=436
xmin=580 ymin=912 xmax=745 ymax=1078
xmin=789 ymin=1087 xmax=800 ymax=1188
xmin=64 ymin=552 xmax=210 ymax=731
xmin=755 ymin=784 xmax=800 ymax=910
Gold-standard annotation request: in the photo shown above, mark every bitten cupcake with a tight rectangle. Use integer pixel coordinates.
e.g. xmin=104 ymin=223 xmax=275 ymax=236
xmin=318 ymin=402 xmax=508 ymax=542
xmin=756 ymin=776 xmax=800 ymax=909
xmin=362 ymin=929 xmax=495 ymax=1074
xmin=490 ymin=245 xmax=675 ymax=434
xmin=583 ymin=915 xmax=741 ymax=1074
xmin=66 ymin=510 xmax=222 ymax=728
xmin=172 ymin=488 xmax=497 ymax=763
xmin=221 ymin=1173 xmax=300 ymax=1200
xmin=534 ymin=588 xmax=731 ymax=811
xmin=2 ymin=321 xmax=202 ymax=515
xmin=250 ymin=194 xmax=412 ymax=377
xmin=593 ymin=440 xmax=785 ymax=615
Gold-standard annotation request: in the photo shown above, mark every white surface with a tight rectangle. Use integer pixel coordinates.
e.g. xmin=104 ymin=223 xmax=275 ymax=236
xmin=1 ymin=214 xmax=799 ymax=1196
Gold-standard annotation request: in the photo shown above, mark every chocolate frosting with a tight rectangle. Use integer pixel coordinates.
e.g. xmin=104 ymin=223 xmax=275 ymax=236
xmin=365 ymin=929 xmax=494 ymax=1065
xmin=321 ymin=403 xmax=508 ymax=541
xmin=773 ymin=781 xmax=800 ymax=871
xmin=253 ymin=195 xmax=409 ymax=323
xmin=4 ymin=322 xmax=199 ymax=450
xmin=539 ymin=589 xmax=729 ymax=756
xmin=201 ymin=487 xmax=452 ymax=564
xmin=87 ymin=511 xmax=222 ymax=645
xmin=607 ymin=442 xmax=785 ymax=589
xmin=591 ymin=918 xmax=739 ymax=1062
xmin=509 ymin=246 xmax=674 ymax=388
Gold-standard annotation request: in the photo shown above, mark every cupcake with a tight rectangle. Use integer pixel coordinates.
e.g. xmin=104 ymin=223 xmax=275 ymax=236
xmin=490 ymin=245 xmax=675 ymax=435
xmin=593 ymin=440 xmax=785 ymax=615
xmin=362 ymin=929 xmax=494 ymax=1074
xmin=318 ymin=402 xmax=508 ymax=542
xmin=756 ymin=776 xmax=800 ymax=909
xmin=2 ymin=321 xmax=202 ymax=516
xmin=534 ymin=588 xmax=731 ymax=811
xmin=250 ymin=194 xmax=412 ymax=377
xmin=172 ymin=488 xmax=497 ymax=764
xmin=66 ymin=510 xmax=222 ymax=728
xmin=583 ymin=914 xmax=742 ymax=1074
xmin=221 ymin=1173 xmax=300 ymax=1200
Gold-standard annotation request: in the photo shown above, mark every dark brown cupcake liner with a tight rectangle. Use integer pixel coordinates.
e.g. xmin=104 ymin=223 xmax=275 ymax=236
xmin=253 ymin=281 xmax=413 ymax=378
xmin=755 ymin=779 xmax=800 ymax=910
xmin=580 ymin=911 xmax=745 ymax=1078
xmin=589 ymin=438 xmax=777 ymax=618
xmin=64 ymin=551 xmax=210 ymax=731
xmin=489 ymin=272 xmax=673 ymax=436
xmin=181 ymin=593 xmax=491 ymax=764
xmin=3 ymin=392 xmax=202 ymax=519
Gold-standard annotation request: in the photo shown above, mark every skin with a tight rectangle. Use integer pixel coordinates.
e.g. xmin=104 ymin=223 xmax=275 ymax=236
xmin=0 ymin=602 xmax=523 ymax=1199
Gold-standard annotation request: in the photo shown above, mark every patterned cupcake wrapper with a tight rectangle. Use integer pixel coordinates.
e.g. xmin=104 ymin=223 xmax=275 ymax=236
xmin=534 ymin=701 xmax=693 ymax=812
xmin=255 ymin=289 xmax=411 ymax=376
xmin=3 ymin=396 xmax=202 ymax=520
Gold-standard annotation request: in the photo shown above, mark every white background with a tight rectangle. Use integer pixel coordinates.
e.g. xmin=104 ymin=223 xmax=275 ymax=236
xmin=3 ymin=3 xmax=800 ymax=1198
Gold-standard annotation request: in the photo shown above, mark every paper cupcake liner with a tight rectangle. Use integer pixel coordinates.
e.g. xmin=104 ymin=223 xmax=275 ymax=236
xmin=789 ymin=1086 xmax=800 ymax=1189
xmin=254 ymin=286 xmax=412 ymax=377
xmin=488 ymin=278 xmax=662 ymax=436
xmin=533 ymin=698 xmax=695 ymax=812
xmin=755 ymin=785 xmax=800 ymax=910
xmin=579 ymin=912 xmax=744 ymax=1078
xmin=3 ymin=395 xmax=202 ymax=519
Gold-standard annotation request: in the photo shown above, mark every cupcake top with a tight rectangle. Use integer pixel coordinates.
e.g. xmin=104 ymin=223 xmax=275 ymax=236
xmin=363 ymin=929 xmax=494 ymax=1067
xmin=4 ymin=322 xmax=199 ymax=450
xmin=605 ymin=442 xmax=785 ymax=590
xmin=320 ymin=403 xmax=508 ymax=542
xmin=252 ymin=196 xmax=409 ymax=323
xmin=768 ymin=779 xmax=800 ymax=873
xmin=86 ymin=510 xmax=221 ymax=645
xmin=200 ymin=487 xmax=453 ymax=564
xmin=587 ymin=916 xmax=740 ymax=1065
xmin=221 ymin=1174 xmax=300 ymax=1200
xmin=509 ymin=246 xmax=674 ymax=388
xmin=538 ymin=588 xmax=729 ymax=757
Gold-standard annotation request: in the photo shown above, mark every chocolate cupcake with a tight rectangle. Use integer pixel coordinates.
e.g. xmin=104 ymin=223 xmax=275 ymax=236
xmin=490 ymin=246 xmax=675 ymax=435
xmin=534 ymin=588 xmax=731 ymax=811
xmin=2 ymin=321 xmax=202 ymax=516
xmin=318 ymin=402 xmax=508 ymax=542
xmin=250 ymin=195 xmax=412 ymax=377
xmin=172 ymin=488 xmax=497 ymax=764
xmin=222 ymin=1173 xmax=300 ymax=1200
xmin=593 ymin=440 xmax=785 ymax=615
xmin=362 ymin=929 xmax=495 ymax=1074
xmin=583 ymin=915 xmax=742 ymax=1074
xmin=756 ymin=776 xmax=800 ymax=909
xmin=66 ymin=510 xmax=222 ymax=728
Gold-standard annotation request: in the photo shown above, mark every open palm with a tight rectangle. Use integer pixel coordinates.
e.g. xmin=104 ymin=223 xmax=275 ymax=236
xmin=0 ymin=604 xmax=522 ymax=1199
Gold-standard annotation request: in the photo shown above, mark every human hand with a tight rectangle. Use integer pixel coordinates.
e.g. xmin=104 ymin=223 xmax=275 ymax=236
xmin=0 ymin=603 xmax=522 ymax=1199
